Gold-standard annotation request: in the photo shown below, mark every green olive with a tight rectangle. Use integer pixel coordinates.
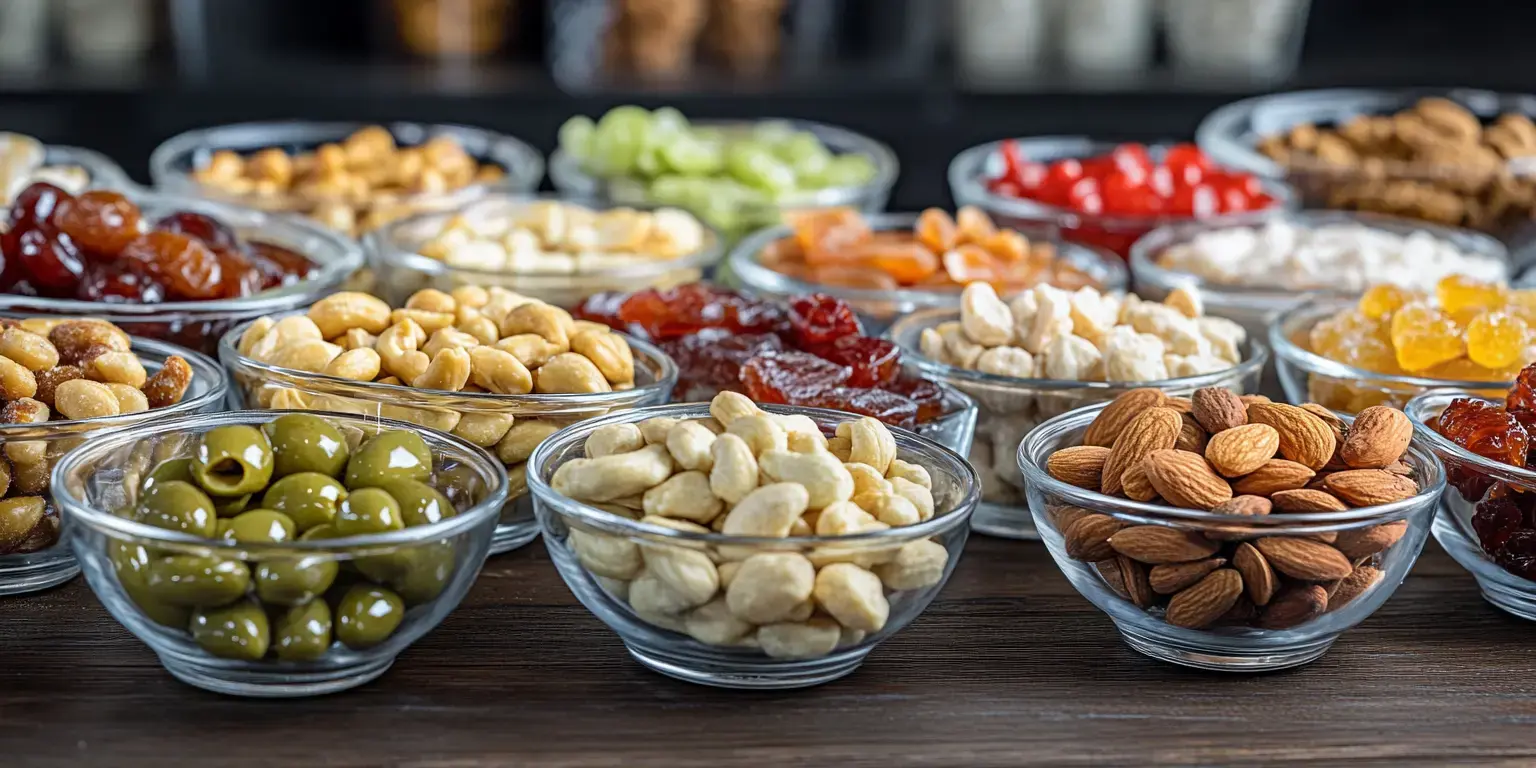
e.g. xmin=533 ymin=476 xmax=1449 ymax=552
xmin=345 ymin=431 xmax=433 ymax=490
xmin=214 ymin=494 xmax=252 ymax=518
xmin=190 ymin=599 xmax=270 ymax=661
xmin=264 ymin=414 xmax=351 ymax=480
xmin=261 ymin=472 xmax=348 ymax=532
xmin=141 ymin=458 xmax=195 ymax=493
xmin=220 ymin=509 xmax=296 ymax=543
xmin=334 ymin=488 xmax=403 ymax=536
xmin=253 ymin=524 xmax=341 ymax=606
xmin=144 ymin=555 xmax=252 ymax=607
xmin=111 ymin=542 xmax=191 ymax=628
xmin=334 ymin=584 xmax=405 ymax=649
xmin=134 ymin=481 xmax=217 ymax=538
xmin=386 ymin=541 xmax=456 ymax=606
xmin=192 ymin=425 xmax=275 ymax=497
xmin=271 ymin=599 xmax=334 ymax=662
xmin=376 ymin=479 xmax=457 ymax=528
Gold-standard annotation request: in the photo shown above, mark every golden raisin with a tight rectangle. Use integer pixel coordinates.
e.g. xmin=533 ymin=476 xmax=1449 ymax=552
xmin=1436 ymin=275 xmax=1506 ymax=323
xmin=1390 ymin=301 xmax=1466 ymax=372
xmin=1358 ymin=284 xmax=1416 ymax=320
xmin=1466 ymin=311 xmax=1529 ymax=369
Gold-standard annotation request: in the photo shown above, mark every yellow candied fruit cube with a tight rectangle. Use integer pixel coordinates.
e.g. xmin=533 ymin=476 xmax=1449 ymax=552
xmin=1466 ymin=310 xmax=1529 ymax=369
xmin=1436 ymin=275 xmax=1506 ymax=320
xmin=1358 ymin=284 xmax=1418 ymax=320
xmin=1341 ymin=334 xmax=1404 ymax=375
xmin=1423 ymin=356 xmax=1506 ymax=382
xmin=1389 ymin=301 xmax=1466 ymax=372
xmin=1309 ymin=309 xmax=1390 ymax=358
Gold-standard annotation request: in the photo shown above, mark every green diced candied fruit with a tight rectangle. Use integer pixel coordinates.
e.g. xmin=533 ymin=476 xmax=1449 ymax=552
xmin=807 ymin=154 xmax=877 ymax=189
xmin=557 ymin=115 xmax=596 ymax=160
xmin=726 ymin=145 xmax=796 ymax=194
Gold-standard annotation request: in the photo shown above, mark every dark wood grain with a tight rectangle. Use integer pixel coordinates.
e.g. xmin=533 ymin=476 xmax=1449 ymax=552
xmin=2 ymin=537 xmax=1533 ymax=768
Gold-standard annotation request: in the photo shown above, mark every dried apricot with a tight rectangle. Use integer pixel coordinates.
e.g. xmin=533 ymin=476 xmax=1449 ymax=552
xmin=915 ymin=208 xmax=958 ymax=252
xmin=942 ymin=244 xmax=1003 ymax=283
xmin=954 ymin=206 xmax=998 ymax=245
xmin=855 ymin=241 xmax=939 ymax=284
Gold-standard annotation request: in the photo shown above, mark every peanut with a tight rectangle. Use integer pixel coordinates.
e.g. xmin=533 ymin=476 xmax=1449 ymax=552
xmin=534 ymin=353 xmax=609 ymax=394
xmin=570 ymin=330 xmax=635 ymax=385
xmin=0 ymin=328 xmax=58 ymax=371
xmin=323 ymin=348 xmax=383 ymax=381
xmin=54 ymin=379 xmax=120 ymax=421
xmin=105 ymin=383 xmax=149 ymax=414
xmin=450 ymin=412 xmax=515 ymax=447
xmin=468 ymin=347 xmax=533 ymax=395
xmin=496 ymin=420 xmax=560 ymax=465
xmin=85 ymin=351 xmax=148 ymax=387
xmin=307 ymin=292 xmax=392 ymax=337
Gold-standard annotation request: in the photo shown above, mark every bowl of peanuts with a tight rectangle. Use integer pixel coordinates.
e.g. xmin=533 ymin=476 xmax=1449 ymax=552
xmin=0 ymin=318 xmax=226 ymax=595
xmin=530 ymin=391 xmax=977 ymax=689
xmin=218 ymin=287 xmax=678 ymax=555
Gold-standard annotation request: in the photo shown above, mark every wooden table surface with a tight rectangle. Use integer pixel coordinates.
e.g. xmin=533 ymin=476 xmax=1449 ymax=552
xmin=4 ymin=536 xmax=1534 ymax=767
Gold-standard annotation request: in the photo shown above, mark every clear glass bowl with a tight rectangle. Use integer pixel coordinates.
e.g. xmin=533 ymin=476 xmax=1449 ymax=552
xmin=57 ymin=409 xmax=508 ymax=697
xmin=888 ymin=307 xmax=1269 ymax=540
xmin=218 ymin=318 xmax=678 ymax=555
xmin=725 ymin=211 xmax=1129 ymax=335
xmin=0 ymin=190 xmax=364 ymax=356
xmin=362 ymin=194 xmax=726 ymax=309
xmin=42 ymin=143 xmax=134 ymax=192
xmin=1406 ymin=390 xmax=1536 ymax=621
xmin=530 ymin=402 xmax=978 ymax=689
xmin=1018 ymin=400 xmax=1444 ymax=671
xmin=547 ymin=119 xmax=898 ymax=245
xmin=1269 ymin=297 xmax=1513 ymax=414
xmin=948 ymin=136 xmax=1297 ymax=261
xmin=0 ymin=337 xmax=226 ymax=596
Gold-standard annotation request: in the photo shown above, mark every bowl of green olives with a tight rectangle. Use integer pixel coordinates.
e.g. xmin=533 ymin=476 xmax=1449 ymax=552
xmin=55 ymin=410 xmax=509 ymax=698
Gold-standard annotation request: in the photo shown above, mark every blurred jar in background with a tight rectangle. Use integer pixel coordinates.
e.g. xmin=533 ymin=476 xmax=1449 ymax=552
xmin=0 ymin=0 xmax=48 ymax=71
xmin=1164 ymin=0 xmax=1312 ymax=82
xmin=606 ymin=0 xmax=708 ymax=79
xmin=393 ymin=0 xmax=514 ymax=60
xmin=1060 ymin=0 xmax=1155 ymax=76
xmin=953 ymin=0 xmax=1053 ymax=82
xmin=705 ymin=0 xmax=786 ymax=75
xmin=58 ymin=0 xmax=155 ymax=68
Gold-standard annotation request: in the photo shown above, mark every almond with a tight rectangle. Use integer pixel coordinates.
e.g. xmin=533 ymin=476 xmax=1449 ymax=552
xmin=1232 ymin=542 xmax=1278 ymax=605
xmin=1149 ymin=557 xmax=1227 ymax=594
xmin=1063 ymin=513 xmax=1124 ymax=561
xmin=1105 ymin=554 xmax=1154 ymax=608
xmin=1050 ymin=505 xmax=1093 ymax=530
xmin=1212 ymin=495 xmax=1272 ymax=517
xmin=1333 ymin=521 xmax=1408 ymax=560
xmin=1239 ymin=394 xmax=1272 ymax=406
xmin=1258 ymin=583 xmax=1328 ymax=629
xmin=1270 ymin=488 xmax=1348 ymax=513
xmin=1327 ymin=565 xmax=1383 ymax=611
xmin=1084 ymin=388 xmax=1168 ymax=447
xmin=1340 ymin=406 xmax=1413 ymax=469
xmin=1191 ymin=387 xmax=1247 ymax=434
xmin=1143 ymin=449 xmax=1233 ymax=509
xmin=1165 ymin=569 xmax=1244 ymax=629
xmin=1254 ymin=537 xmax=1353 ymax=581
xmin=1247 ymin=403 xmax=1337 ymax=470
xmin=1110 ymin=524 xmax=1221 ymax=564
xmin=1095 ymin=558 xmax=1130 ymax=600
xmin=1205 ymin=423 xmax=1280 ymax=477
xmin=1121 ymin=461 xmax=1160 ymax=503
xmin=1300 ymin=403 xmax=1349 ymax=469
xmin=1323 ymin=469 xmax=1419 ymax=507
xmin=1385 ymin=460 xmax=1412 ymax=476
xmin=1165 ymin=396 xmax=1193 ymax=413
xmin=1232 ymin=459 xmax=1316 ymax=496
xmin=1101 ymin=407 xmax=1182 ymax=496
xmin=1217 ymin=595 xmax=1258 ymax=625
xmin=1176 ymin=413 xmax=1209 ymax=454
xmin=1047 ymin=445 xmax=1111 ymax=490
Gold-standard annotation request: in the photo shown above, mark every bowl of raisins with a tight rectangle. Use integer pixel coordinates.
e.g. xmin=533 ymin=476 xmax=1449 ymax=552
xmin=0 ymin=183 xmax=363 ymax=355
xmin=1407 ymin=385 xmax=1536 ymax=621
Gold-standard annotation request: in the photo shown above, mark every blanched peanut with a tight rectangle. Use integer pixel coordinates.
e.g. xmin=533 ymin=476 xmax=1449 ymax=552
xmin=307 ymin=292 xmax=392 ymax=337
xmin=685 ymin=598 xmax=754 ymax=646
xmin=873 ymin=539 xmax=949 ymax=590
xmin=270 ymin=338 xmax=343 ymax=374
xmin=336 ymin=327 xmax=378 ymax=351
xmin=665 ymin=420 xmax=716 ymax=472
xmin=54 ymin=379 xmax=120 ymax=420
xmin=814 ymin=564 xmax=889 ymax=632
xmin=710 ymin=391 xmax=760 ymax=426
xmin=727 ymin=414 xmax=788 ymax=455
xmin=642 ymin=470 xmax=722 ymax=523
xmin=411 ymin=347 xmax=472 ymax=391
xmin=725 ymin=552 xmax=816 ymax=623
xmin=390 ymin=308 xmax=455 ymax=334
xmin=720 ymin=483 xmax=809 ymax=537
xmin=495 ymin=334 xmax=562 ymax=369
xmin=890 ymin=477 xmax=935 ymax=522
xmin=886 ymin=459 xmax=932 ymax=490
xmin=451 ymin=412 xmax=515 ymax=447
xmin=534 ymin=353 xmax=610 ymax=394
xmin=457 ymin=315 xmax=499 ymax=346
xmin=758 ymin=449 xmax=854 ymax=510
xmin=757 ymin=618 xmax=841 ymax=660
xmin=422 ymin=327 xmax=481 ymax=358
xmin=815 ymin=501 xmax=883 ymax=536
xmin=571 ymin=330 xmax=635 ymax=385
xmin=237 ymin=317 xmax=275 ymax=357
xmin=496 ymin=420 xmax=560 ymax=465
xmin=588 ymin=423 xmax=646 ymax=458
xmin=708 ymin=434 xmax=759 ymax=504
xmin=499 ymin=302 xmax=571 ymax=349
xmin=570 ymin=528 xmax=643 ymax=579
xmin=0 ymin=356 xmax=37 ymax=400
xmin=405 ymin=288 xmax=456 ymax=314
xmin=323 ymin=347 xmax=382 ymax=381
xmin=551 ymin=444 xmax=674 ymax=503
xmin=468 ymin=347 xmax=533 ymax=395
xmin=638 ymin=417 xmax=682 ymax=445
xmin=639 ymin=540 xmax=718 ymax=607
xmin=84 ymin=351 xmax=147 ymax=387
xmin=837 ymin=417 xmax=897 ymax=475
xmin=0 ymin=328 xmax=58 ymax=371
xmin=480 ymin=287 xmax=528 ymax=326
xmin=869 ymin=493 xmax=921 ymax=527
xmin=105 ymin=383 xmax=149 ymax=414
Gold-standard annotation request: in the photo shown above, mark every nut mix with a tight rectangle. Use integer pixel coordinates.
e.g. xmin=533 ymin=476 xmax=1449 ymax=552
xmin=1046 ymin=387 xmax=1417 ymax=630
xmin=556 ymin=392 xmax=949 ymax=659
xmin=0 ymin=318 xmax=195 ymax=556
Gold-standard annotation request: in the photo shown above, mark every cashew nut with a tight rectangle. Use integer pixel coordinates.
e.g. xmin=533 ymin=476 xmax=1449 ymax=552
xmin=814 ymin=501 xmax=884 ymax=536
xmin=376 ymin=319 xmax=430 ymax=382
xmin=638 ymin=540 xmax=718 ymax=608
xmin=758 ymin=449 xmax=855 ymax=510
xmin=323 ymin=347 xmax=382 ymax=381
xmin=495 ymin=334 xmax=562 ymax=369
xmin=708 ymin=434 xmax=759 ymax=504
xmin=890 ymin=477 xmax=935 ymax=522
xmin=308 ymin=292 xmax=391 ymax=337
xmin=571 ymin=330 xmax=635 ymax=386
xmin=872 ymin=539 xmax=949 ymax=590
xmin=637 ymin=417 xmax=681 ymax=446
xmin=569 ymin=527 xmax=643 ymax=579
xmin=827 ymin=435 xmax=852 ymax=462
xmin=757 ymin=618 xmax=841 ymax=660
xmin=405 ymin=288 xmax=457 ymax=314
xmin=551 ymin=444 xmax=674 ymax=503
xmin=720 ymin=483 xmax=809 ymax=537
xmin=813 ymin=563 xmax=889 ymax=632
xmin=724 ymin=552 xmax=816 ymax=623
xmin=628 ymin=572 xmax=694 ymax=630
xmin=727 ymin=413 xmax=788 ymax=455
xmin=422 ymin=327 xmax=481 ymax=359
xmin=270 ymin=338 xmax=343 ymax=374
xmin=685 ymin=598 xmax=755 ymax=645
xmin=847 ymin=463 xmax=893 ymax=508
xmin=665 ymin=420 xmax=716 ymax=472
xmin=641 ymin=470 xmax=722 ymax=523
xmin=869 ymin=493 xmax=921 ymax=527
xmin=499 ymin=302 xmax=572 ymax=350
xmin=837 ymin=417 xmax=897 ymax=476
xmin=885 ymin=459 xmax=932 ymax=490
xmin=450 ymin=412 xmax=515 ymax=447
xmin=587 ymin=423 xmax=646 ymax=458
xmin=535 ymin=353 xmax=610 ymax=394
xmin=710 ymin=391 xmax=761 ymax=426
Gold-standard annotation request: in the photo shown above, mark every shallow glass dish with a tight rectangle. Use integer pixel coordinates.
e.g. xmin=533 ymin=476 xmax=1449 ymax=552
xmin=1019 ymin=401 xmax=1443 ymax=671
xmin=727 ymin=211 xmax=1128 ymax=334
xmin=888 ymin=308 xmax=1268 ymax=540
xmin=0 ymin=190 xmax=363 ymax=356
xmin=39 ymin=143 xmax=134 ymax=192
xmin=1406 ymin=390 xmax=1536 ymax=621
xmin=57 ymin=409 xmax=508 ymax=697
xmin=530 ymin=402 xmax=978 ymax=690
xmin=0 ymin=336 xmax=226 ymax=596
xmin=218 ymin=318 xmax=678 ymax=555
xmin=363 ymin=194 xmax=725 ymax=308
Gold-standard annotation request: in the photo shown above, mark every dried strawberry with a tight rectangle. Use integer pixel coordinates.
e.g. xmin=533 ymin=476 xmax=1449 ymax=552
xmin=885 ymin=377 xmax=949 ymax=423
xmin=740 ymin=351 xmax=851 ymax=404
xmin=620 ymin=284 xmax=785 ymax=340
xmin=807 ymin=337 xmax=901 ymax=388
xmin=793 ymin=387 xmax=918 ymax=429
xmin=787 ymin=293 xmax=862 ymax=347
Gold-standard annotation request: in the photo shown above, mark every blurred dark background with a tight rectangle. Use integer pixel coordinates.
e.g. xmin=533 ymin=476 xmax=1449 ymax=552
xmin=5 ymin=0 xmax=1534 ymax=208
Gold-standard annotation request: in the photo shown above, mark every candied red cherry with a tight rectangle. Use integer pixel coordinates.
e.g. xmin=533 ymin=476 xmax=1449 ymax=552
xmin=121 ymin=230 xmax=223 ymax=300
xmin=54 ymin=190 xmax=143 ymax=257
xmin=9 ymin=182 xmax=71 ymax=228
xmin=808 ymin=336 xmax=901 ymax=388
xmin=740 ymin=351 xmax=851 ymax=404
xmin=787 ymin=294 xmax=861 ymax=347
xmin=1474 ymin=497 xmax=1525 ymax=555
xmin=794 ymin=387 xmax=918 ymax=429
xmin=76 ymin=265 xmax=165 ymax=304
xmin=883 ymin=377 xmax=948 ymax=423
xmin=8 ymin=226 xmax=83 ymax=291
xmin=1437 ymin=397 xmax=1529 ymax=468
xmin=620 ymin=284 xmax=785 ymax=340
xmin=157 ymin=211 xmax=238 ymax=249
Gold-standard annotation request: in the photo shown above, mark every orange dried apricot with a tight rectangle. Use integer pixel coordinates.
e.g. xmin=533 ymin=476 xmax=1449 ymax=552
xmin=807 ymin=265 xmax=899 ymax=291
xmin=954 ymin=206 xmax=998 ymax=245
xmin=915 ymin=208 xmax=958 ymax=253
xmin=942 ymin=244 xmax=1003 ymax=283
xmin=981 ymin=229 xmax=1028 ymax=262
xmin=855 ymin=242 xmax=939 ymax=285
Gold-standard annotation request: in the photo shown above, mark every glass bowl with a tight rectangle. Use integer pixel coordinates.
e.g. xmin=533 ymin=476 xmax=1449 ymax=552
xmin=218 ymin=317 xmax=678 ymax=554
xmin=888 ymin=307 xmax=1269 ymax=540
xmin=1406 ymin=389 xmax=1536 ymax=621
xmin=0 ymin=190 xmax=364 ymax=356
xmin=36 ymin=143 xmax=134 ymax=193
xmin=363 ymin=194 xmax=725 ymax=309
xmin=548 ymin=118 xmax=898 ymax=245
xmin=948 ymin=136 xmax=1297 ymax=261
xmin=1019 ymin=401 xmax=1444 ymax=671
xmin=57 ymin=409 xmax=508 ymax=697
xmin=1269 ymin=297 xmax=1513 ymax=414
xmin=530 ymin=402 xmax=978 ymax=689
xmin=726 ymin=211 xmax=1128 ymax=335
xmin=0 ymin=336 xmax=226 ymax=596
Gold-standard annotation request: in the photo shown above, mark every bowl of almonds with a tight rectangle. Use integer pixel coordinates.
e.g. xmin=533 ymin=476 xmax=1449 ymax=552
xmin=1018 ymin=386 xmax=1443 ymax=671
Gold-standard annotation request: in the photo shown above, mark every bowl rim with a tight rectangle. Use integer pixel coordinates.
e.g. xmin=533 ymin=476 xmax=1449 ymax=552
xmin=1017 ymin=398 xmax=1448 ymax=528
xmin=528 ymin=402 xmax=980 ymax=545
xmin=1404 ymin=388 xmax=1536 ymax=487
xmin=53 ymin=408 xmax=511 ymax=551
xmin=48 ymin=143 xmax=135 ymax=191
xmin=361 ymin=192 xmax=727 ymax=281
xmin=886 ymin=305 xmax=1271 ymax=393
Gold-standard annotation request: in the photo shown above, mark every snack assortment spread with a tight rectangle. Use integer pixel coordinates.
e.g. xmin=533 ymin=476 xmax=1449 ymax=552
xmin=555 ymin=392 xmax=949 ymax=659
xmin=0 ymin=133 xmax=91 ymax=204
xmin=0 ymin=318 xmax=196 ymax=556
xmin=1154 ymin=219 xmax=1507 ymax=292
xmin=1046 ymin=388 xmax=1419 ymax=630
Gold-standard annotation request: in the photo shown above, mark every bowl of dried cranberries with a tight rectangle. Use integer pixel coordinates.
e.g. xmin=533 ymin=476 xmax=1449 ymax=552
xmin=0 ymin=183 xmax=363 ymax=355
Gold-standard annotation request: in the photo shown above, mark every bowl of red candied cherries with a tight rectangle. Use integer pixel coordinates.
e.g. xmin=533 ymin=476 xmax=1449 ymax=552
xmin=573 ymin=284 xmax=978 ymax=454
xmin=948 ymin=137 xmax=1293 ymax=260
xmin=1407 ymin=374 xmax=1536 ymax=621
xmin=0 ymin=183 xmax=362 ymax=354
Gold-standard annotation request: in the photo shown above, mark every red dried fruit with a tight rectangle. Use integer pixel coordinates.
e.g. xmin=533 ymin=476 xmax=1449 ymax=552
xmin=157 ymin=211 xmax=238 ymax=249
xmin=793 ymin=387 xmax=919 ymax=429
xmin=740 ymin=351 xmax=852 ymax=404
xmin=619 ymin=284 xmax=786 ymax=340
xmin=665 ymin=331 xmax=783 ymax=393
xmin=9 ymin=182 xmax=70 ymax=228
xmin=787 ymin=293 xmax=862 ymax=347
xmin=214 ymin=248 xmax=263 ymax=299
xmin=1474 ymin=497 xmax=1524 ymax=555
xmin=1502 ymin=529 xmax=1536 ymax=557
xmin=1506 ymin=363 xmax=1536 ymax=425
xmin=884 ymin=377 xmax=949 ymax=423
xmin=8 ymin=226 xmax=84 ymax=291
xmin=76 ymin=265 xmax=166 ymax=304
xmin=54 ymin=190 xmax=142 ymax=257
xmin=246 ymin=241 xmax=314 ymax=288
xmin=122 ymin=231 xmax=224 ymax=300
xmin=1437 ymin=397 xmax=1530 ymax=468
xmin=573 ymin=292 xmax=627 ymax=330
xmin=1497 ymin=553 xmax=1536 ymax=581
xmin=807 ymin=336 xmax=901 ymax=388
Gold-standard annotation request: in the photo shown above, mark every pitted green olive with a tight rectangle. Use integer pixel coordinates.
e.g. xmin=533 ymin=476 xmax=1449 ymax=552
xmin=111 ymin=542 xmax=191 ymax=628
xmin=214 ymin=494 xmax=252 ymax=518
xmin=192 ymin=425 xmax=275 ymax=497
xmin=334 ymin=488 xmax=403 ymax=536
xmin=220 ymin=509 xmax=296 ymax=543
xmin=261 ymin=472 xmax=347 ymax=532
xmin=264 ymin=414 xmax=350 ymax=480
xmin=141 ymin=458 xmax=194 ymax=493
xmin=272 ymin=599 xmax=333 ymax=662
xmin=386 ymin=541 xmax=456 ymax=606
xmin=190 ymin=599 xmax=270 ymax=661
xmin=144 ymin=554 xmax=251 ymax=607
xmin=253 ymin=524 xmax=341 ymax=606
xmin=376 ymin=479 xmax=457 ymax=528
xmin=345 ymin=431 xmax=433 ymax=490
xmin=135 ymin=480 xmax=217 ymax=538
xmin=334 ymin=584 xmax=405 ymax=649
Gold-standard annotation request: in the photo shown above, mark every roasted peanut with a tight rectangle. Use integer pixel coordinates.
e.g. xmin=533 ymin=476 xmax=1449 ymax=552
xmin=534 ymin=353 xmax=610 ymax=394
xmin=323 ymin=347 xmax=383 ymax=381
xmin=570 ymin=330 xmax=635 ymax=385
xmin=495 ymin=334 xmax=562 ymax=370
xmin=496 ymin=420 xmax=561 ymax=465
xmin=450 ymin=412 xmax=515 ymax=447
xmin=0 ymin=356 xmax=37 ymax=400
xmin=405 ymin=288 xmax=457 ymax=314
xmin=142 ymin=356 xmax=193 ymax=408
xmin=412 ymin=347 xmax=472 ymax=391
xmin=105 ymin=383 xmax=149 ymax=414
xmin=54 ymin=379 xmax=120 ymax=420
xmin=468 ymin=347 xmax=533 ymax=395
xmin=83 ymin=351 xmax=147 ymax=387
xmin=307 ymin=292 xmax=392 ymax=337
xmin=49 ymin=320 xmax=130 ymax=366
xmin=0 ymin=328 xmax=58 ymax=371
xmin=32 ymin=365 xmax=82 ymax=409
xmin=588 ymin=424 xmax=646 ymax=458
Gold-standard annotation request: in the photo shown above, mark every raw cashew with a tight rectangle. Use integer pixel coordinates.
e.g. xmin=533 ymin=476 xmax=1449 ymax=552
xmin=869 ymin=493 xmax=921 ymax=527
xmin=587 ymin=423 xmax=646 ymax=458
xmin=815 ymin=501 xmax=883 ymax=536
xmin=405 ymin=288 xmax=457 ymax=314
xmin=837 ymin=417 xmax=897 ymax=475
xmin=873 ymin=539 xmax=949 ymax=590
xmin=685 ymin=598 xmax=754 ymax=645
xmin=727 ymin=414 xmax=788 ymax=455
xmin=666 ymin=420 xmax=716 ymax=472
xmin=628 ymin=572 xmax=693 ymax=630
xmin=725 ymin=552 xmax=816 ymax=623
xmin=773 ymin=414 xmax=827 ymax=451
xmin=708 ymin=434 xmax=759 ymax=504
xmin=551 ymin=444 xmax=674 ymax=503
xmin=710 ymin=391 xmax=761 ymax=426
xmin=960 ymin=282 xmax=1015 ymax=346
xmin=886 ymin=459 xmax=933 ymax=490
xmin=569 ymin=528 xmax=643 ymax=579
xmin=639 ymin=540 xmax=718 ymax=607
xmin=847 ymin=463 xmax=893 ymax=507
xmin=827 ymin=435 xmax=852 ymax=462
xmin=757 ymin=618 xmax=841 ymax=660
xmin=720 ymin=483 xmax=809 ymax=537
xmin=642 ymin=471 xmax=722 ymax=523
xmin=759 ymin=449 xmax=854 ymax=510
xmin=638 ymin=417 xmax=682 ymax=445
xmin=717 ymin=561 xmax=741 ymax=589
xmin=787 ymin=432 xmax=825 ymax=454
xmin=890 ymin=477 xmax=935 ymax=522
xmin=814 ymin=563 xmax=890 ymax=632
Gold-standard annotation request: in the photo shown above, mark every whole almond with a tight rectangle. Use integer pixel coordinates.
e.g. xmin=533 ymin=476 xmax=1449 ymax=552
xmin=1176 ymin=413 xmax=1209 ymax=454
xmin=1239 ymin=394 xmax=1272 ymax=406
xmin=1270 ymin=488 xmax=1348 ymax=513
xmin=1205 ymin=423 xmax=1281 ymax=477
xmin=1165 ymin=569 xmax=1244 ymax=629
xmin=1258 ymin=584 xmax=1328 ymax=629
xmin=1217 ymin=595 xmax=1258 ymax=625
xmin=1323 ymin=469 xmax=1419 ymax=507
xmin=1149 ymin=557 xmax=1227 ymax=594
xmin=1051 ymin=505 xmax=1093 ymax=530
xmin=1095 ymin=558 xmax=1130 ymax=600
xmin=1084 ymin=388 xmax=1168 ymax=447
xmin=1047 ymin=445 xmax=1112 ymax=490
xmin=1165 ymin=396 xmax=1193 ymax=413
xmin=1247 ymin=403 xmax=1337 ymax=470
xmin=1101 ymin=407 xmax=1182 ymax=496
xmin=1232 ymin=459 xmax=1316 ymax=496
xmin=1232 ymin=542 xmax=1278 ymax=605
xmin=1116 ymin=554 xmax=1155 ymax=608
xmin=1110 ymin=525 xmax=1221 ymax=564
xmin=1333 ymin=521 xmax=1408 ymax=560
xmin=1327 ymin=565 xmax=1383 ymax=611
xmin=1143 ymin=449 xmax=1234 ymax=509
xmin=1254 ymin=537 xmax=1354 ymax=581
xmin=1340 ymin=406 xmax=1413 ymax=469
xmin=1063 ymin=513 xmax=1124 ymax=561
xmin=1191 ymin=387 xmax=1247 ymax=434
xmin=1121 ymin=461 xmax=1160 ymax=503
xmin=1212 ymin=495 xmax=1272 ymax=517
xmin=1301 ymin=402 xmax=1351 ymax=470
